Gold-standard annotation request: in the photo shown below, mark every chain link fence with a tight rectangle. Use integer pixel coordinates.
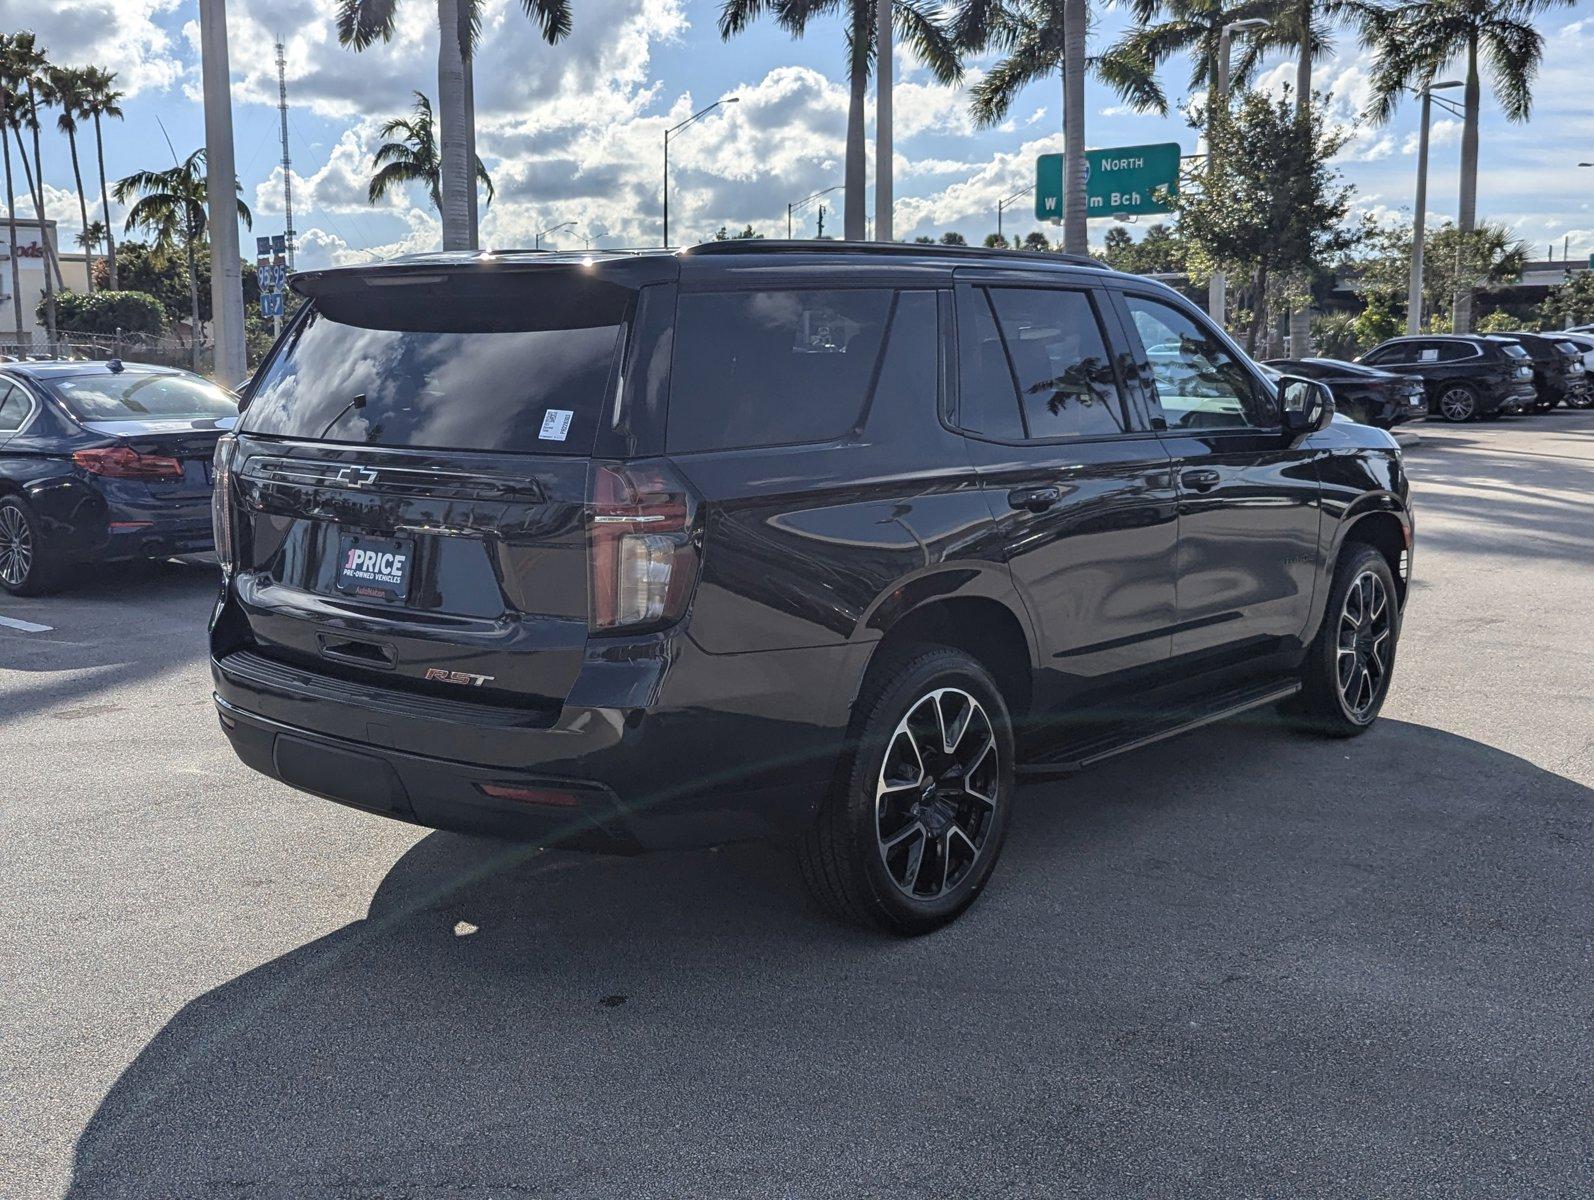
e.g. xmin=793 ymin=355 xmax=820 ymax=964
xmin=0 ymin=333 xmax=213 ymax=376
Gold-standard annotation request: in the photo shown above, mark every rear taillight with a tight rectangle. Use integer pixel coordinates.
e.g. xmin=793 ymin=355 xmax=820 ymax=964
xmin=587 ymin=459 xmax=698 ymax=633
xmin=212 ymin=434 xmax=237 ymax=573
xmin=71 ymin=445 xmax=184 ymax=480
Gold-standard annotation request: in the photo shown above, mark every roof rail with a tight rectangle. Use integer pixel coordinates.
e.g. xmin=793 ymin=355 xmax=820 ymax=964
xmin=685 ymin=238 xmax=1107 ymax=270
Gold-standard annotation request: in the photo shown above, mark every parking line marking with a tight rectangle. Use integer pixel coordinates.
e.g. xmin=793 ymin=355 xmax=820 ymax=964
xmin=0 ymin=615 xmax=53 ymax=633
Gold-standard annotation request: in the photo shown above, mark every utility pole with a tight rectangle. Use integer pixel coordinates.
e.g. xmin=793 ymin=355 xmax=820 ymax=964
xmin=1407 ymin=81 xmax=1461 ymax=335
xmin=1208 ymin=18 xmax=1269 ymax=326
xmin=874 ymin=0 xmax=892 ymax=242
xmin=199 ymin=0 xmax=247 ymax=385
xmin=276 ymin=39 xmax=294 ymax=269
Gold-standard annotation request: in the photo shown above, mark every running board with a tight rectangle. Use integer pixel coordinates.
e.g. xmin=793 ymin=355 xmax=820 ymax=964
xmin=1016 ymin=680 xmax=1302 ymax=779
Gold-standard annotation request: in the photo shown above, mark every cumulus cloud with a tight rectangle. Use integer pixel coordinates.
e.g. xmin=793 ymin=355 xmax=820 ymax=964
xmin=0 ymin=0 xmax=184 ymax=95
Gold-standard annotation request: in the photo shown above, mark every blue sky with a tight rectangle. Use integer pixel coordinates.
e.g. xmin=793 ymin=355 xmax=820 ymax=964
xmin=4 ymin=1 xmax=1593 ymax=269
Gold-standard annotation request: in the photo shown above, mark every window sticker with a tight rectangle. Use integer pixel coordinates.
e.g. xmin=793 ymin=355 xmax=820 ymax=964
xmin=539 ymin=409 xmax=574 ymax=441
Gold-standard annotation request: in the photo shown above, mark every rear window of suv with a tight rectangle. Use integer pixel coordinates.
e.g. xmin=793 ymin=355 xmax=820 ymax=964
xmin=240 ymin=272 xmax=629 ymax=454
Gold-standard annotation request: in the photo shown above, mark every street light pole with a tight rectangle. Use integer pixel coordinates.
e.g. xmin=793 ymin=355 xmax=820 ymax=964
xmin=1408 ymin=80 xmax=1463 ymax=335
xmin=198 ymin=0 xmax=247 ymax=385
xmin=535 ymin=220 xmax=576 ymax=250
xmin=997 ymin=185 xmax=1035 ymax=244
xmin=662 ymin=97 xmax=738 ymax=248
xmin=1208 ymin=17 xmax=1269 ymax=327
xmin=788 ymin=185 xmax=841 ymax=238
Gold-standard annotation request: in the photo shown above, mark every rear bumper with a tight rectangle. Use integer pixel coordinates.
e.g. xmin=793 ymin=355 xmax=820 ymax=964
xmin=211 ymin=631 xmax=870 ymax=851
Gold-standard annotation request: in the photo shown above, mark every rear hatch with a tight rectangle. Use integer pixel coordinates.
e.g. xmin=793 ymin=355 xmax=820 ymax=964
xmin=53 ymin=369 xmax=237 ymax=497
xmin=225 ymin=263 xmax=646 ymax=714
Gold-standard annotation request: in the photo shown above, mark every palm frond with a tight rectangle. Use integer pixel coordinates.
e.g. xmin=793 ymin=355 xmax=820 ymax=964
xmin=894 ymin=0 xmax=963 ymax=86
xmin=336 ymin=0 xmax=401 ymax=49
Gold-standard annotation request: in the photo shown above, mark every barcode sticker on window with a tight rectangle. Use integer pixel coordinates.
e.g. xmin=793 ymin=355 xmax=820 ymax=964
xmin=539 ymin=409 xmax=574 ymax=441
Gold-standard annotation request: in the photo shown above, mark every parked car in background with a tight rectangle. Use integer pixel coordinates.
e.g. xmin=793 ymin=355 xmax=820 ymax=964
xmin=1484 ymin=332 xmax=1589 ymax=412
xmin=209 ymin=241 xmax=1413 ymax=934
xmin=0 ymin=360 xmax=235 ymax=595
xmin=1542 ymin=331 xmax=1594 ymax=408
xmin=1262 ymin=357 xmax=1427 ymax=428
xmin=1358 ymin=334 xmax=1537 ymax=422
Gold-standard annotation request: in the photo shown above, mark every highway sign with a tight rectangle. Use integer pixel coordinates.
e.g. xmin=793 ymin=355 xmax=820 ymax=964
xmin=260 ymin=292 xmax=285 ymax=319
xmin=1036 ymin=143 xmax=1182 ymax=221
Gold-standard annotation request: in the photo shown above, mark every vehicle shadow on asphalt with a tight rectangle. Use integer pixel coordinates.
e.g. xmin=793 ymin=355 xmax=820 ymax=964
xmin=64 ymin=718 xmax=1591 ymax=1197
xmin=0 ymin=558 xmax=215 ymax=727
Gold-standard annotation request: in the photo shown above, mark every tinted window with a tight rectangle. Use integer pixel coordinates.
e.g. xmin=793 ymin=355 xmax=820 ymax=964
xmin=667 ymin=289 xmax=892 ymax=453
xmin=241 ymin=275 xmax=628 ymax=454
xmin=867 ymin=291 xmax=939 ymax=424
xmin=0 ymin=382 xmax=28 ymax=432
xmin=1436 ymin=342 xmax=1477 ymax=363
xmin=957 ymin=287 xmax=1025 ymax=440
xmin=1362 ymin=344 xmax=1404 ymax=365
xmin=50 ymin=372 xmax=236 ymax=422
xmin=1123 ymin=294 xmax=1277 ymax=429
xmin=1497 ymin=342 xmax=1529 ymax=360
xmin=986 ymin=288 xmax=1126 ymax=439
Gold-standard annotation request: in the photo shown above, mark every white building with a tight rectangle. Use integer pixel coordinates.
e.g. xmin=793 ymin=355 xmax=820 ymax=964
xmin=1 ymin=217 xmax=93 ymax=347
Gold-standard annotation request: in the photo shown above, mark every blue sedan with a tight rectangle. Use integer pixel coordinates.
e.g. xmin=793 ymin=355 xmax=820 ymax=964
xmin=0 ymin=359 xmax=236 ymax=595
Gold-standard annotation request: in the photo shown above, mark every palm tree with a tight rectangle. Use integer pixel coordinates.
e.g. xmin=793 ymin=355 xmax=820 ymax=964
xmin=367 ymin=92 xmax=493 ymax=213
xmin=0 ymin=76 xmax=23 ymax=341
xmin=114 ymin=149 xmax=251 ymax=369
xmin=718 ymin=1 xmax=960 ymax=242
xmin=76 ymin=220 xmax=107 ymax=253
xmin=954 ymin=1 xmax=1161 ymax=255
xmin=1362 ymin=0 xmax=1574 ymax=333
xmin=48 ymin=65 xmax=95 ymax=295
xmin=0 ymin=31 xmax=62 ymax=340
xmin=336 ymin=0 xmax=572 ymax=252
xmin=82 ymin=68 xmax=123 ymax=290
xmin=1098 ymin=1 xmax=1294 ymax=115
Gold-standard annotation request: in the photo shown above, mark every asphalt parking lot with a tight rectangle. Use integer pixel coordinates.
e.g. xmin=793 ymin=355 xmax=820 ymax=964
xmin=3 ymin=413 xmax=1591 ymax=1199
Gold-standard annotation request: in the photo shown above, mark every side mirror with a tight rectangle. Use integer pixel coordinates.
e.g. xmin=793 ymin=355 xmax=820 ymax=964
xmin=1278 ymin=375 xmax=1335 ymax=435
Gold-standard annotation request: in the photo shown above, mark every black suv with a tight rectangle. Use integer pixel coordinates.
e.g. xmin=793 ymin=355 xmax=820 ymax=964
xmin=1484 ymin=332 xmax=1589 ymax=411
xmin=211 ymin=243 xmax=1413 ymax=933
xmin=1358 ymin=334 xmax=1536 ymax=422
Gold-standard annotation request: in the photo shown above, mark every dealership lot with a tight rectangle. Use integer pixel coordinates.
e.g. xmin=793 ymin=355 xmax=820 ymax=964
xmin=2 ymin=415 xmax=1590 ymax=1197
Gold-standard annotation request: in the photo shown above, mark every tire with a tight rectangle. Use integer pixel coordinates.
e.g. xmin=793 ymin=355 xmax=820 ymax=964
xmin=1566 ymin=390 xmax=1593 ymax=411
xmin=1435 ymin=383 xmax=1479 ymax=423
xmin=0 ymin=496 xmax=66 ymax=597
xmin=799 ymin=646 xmax=1015 ymax=935
xmin=1284 ymin=544 xmax=1400 ymax=739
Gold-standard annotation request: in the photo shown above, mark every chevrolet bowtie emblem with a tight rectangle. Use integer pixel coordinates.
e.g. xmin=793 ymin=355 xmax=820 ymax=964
xmin=335 ymin=466 xmax=379 ymax=487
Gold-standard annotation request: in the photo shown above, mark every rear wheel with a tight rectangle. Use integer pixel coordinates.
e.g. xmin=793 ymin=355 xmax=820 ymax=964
xmin=799 ymin=646 xmax=1015 ymax=935
xmin=1436 ymin=384 xmax=1479 ymax=423
xmin=1284 ymin=544 xmax=1399 ymax=738
xmin=0 ymin=497 xmax=66 ymax=597
xmin=1566 ymin=390 xmax=1594 ymax=410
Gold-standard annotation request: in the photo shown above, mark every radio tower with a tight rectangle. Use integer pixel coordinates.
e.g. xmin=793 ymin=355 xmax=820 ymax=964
xmin=275 ymin=39 xmax=295 ymax=269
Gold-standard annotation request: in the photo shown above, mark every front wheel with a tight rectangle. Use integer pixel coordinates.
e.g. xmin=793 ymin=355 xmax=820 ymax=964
xmin=1284 ymin=545 xmax=1400 ymax=738
xmin=800 ymin=646 xmax=1015 ymax=935
xmin=1436 ymin=384 xmax=1479 ymax=423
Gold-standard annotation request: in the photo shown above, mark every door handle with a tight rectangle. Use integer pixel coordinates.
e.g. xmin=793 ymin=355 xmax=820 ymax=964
xmin=1180 ymin=468 xmax=1221 ymax=493
xmin=1008 ymin=485 xmax=1062 ymax=513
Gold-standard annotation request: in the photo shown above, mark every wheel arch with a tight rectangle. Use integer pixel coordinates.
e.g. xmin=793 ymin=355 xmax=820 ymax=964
xmin=1338 ymin=506 xmax=1410 ymax=607
xmin=859 ymin=590 xmax=1037 ymax=728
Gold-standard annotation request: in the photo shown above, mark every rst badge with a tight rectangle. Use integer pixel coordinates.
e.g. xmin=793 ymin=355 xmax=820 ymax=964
xmin=334 ymin=533 xmax=414 ymax=600
xmin=424 ymin=667 xmax=495 ymax=687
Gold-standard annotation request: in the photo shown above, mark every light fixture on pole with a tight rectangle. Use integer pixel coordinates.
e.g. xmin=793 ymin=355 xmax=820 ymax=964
xmin=997 ymin=185 xmax=1035 ymax=243
xmin=1407 ymin=80 xmax=1464 ymax=335
xmin=663 ymin=97 xmax=739 ymax=248
xmin=1208 ymin=17 xmax=1270 ymax=326
xmin=535 ymin=221 xmax=576 ymax=250
xmin=788 ymin=186 xmax=841 ymax=238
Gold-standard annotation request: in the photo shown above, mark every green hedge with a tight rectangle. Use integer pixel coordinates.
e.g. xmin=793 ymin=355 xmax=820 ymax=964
xmin=42 ymin=289 xmax=169 ymax=337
